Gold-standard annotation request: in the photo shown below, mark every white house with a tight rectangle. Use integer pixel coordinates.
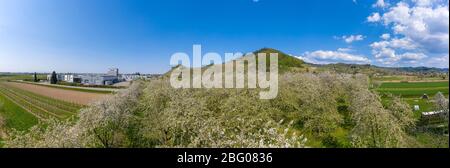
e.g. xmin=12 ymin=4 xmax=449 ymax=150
xmin=64 ymin=75 xmax=74 ymax=82
xmin=47 ymin=74 xmax=64 ymax=81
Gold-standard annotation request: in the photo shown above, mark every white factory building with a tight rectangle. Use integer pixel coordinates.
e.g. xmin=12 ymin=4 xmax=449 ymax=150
xmin=48 ymin=68 xmax=121 ymax=86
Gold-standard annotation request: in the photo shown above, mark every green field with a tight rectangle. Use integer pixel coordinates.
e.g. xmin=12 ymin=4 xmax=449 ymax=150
xmin=378 ymin=81 xmax=449 ymax=88
xmin=375 ymin=81 xmax=448 ymax=121
xmin=0 ymin=80 xmax=85 ymax=147
xmin=0 ymin=83 xmax=83 ymax=120
xmin=376 ymin=81 xmax=449 ymax=98
xmin=372 ymin=75 xmax=447 ymax=82
xmin=0 ymin=74 xmax=47 ymax=81
xmin=0 ymin=92 xmax=39 ymax=131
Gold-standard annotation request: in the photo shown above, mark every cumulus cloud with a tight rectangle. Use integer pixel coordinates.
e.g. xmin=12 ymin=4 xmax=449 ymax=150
xmin=379 ymin=1 xmax=449 ymax=53
xmin=373 ymin=0 xmax=389 ymax=8
xmin=399 ymin=52 xmax=428 ymax=60
xmin=367 ymin=12 xmax=381 ymax=22
xmin=337 ymin=47 xmax=354 ymax=52
xmin=380 ymin=33 xmax=391 ymax=40
xmin=389 ymin=38 xmax=418 ymax=50
xmin=297 ymin=50 xmax=370 ymax=64
xmin=367 ymin=0 xmax=449 ymax=67
xmin=340 ymin=35 xmax=365 ymax=43
xmin=412 ymin=0 xmax=443 ymax=7
xmin=370 ymin=37 xmax=428 ymax=66
xmin=426 ymin=54 xmax=449 ymax=68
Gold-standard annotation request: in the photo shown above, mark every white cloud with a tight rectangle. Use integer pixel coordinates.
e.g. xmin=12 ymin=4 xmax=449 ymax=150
xmin=297 ymin=50 xmax=370 ymax=64
xmin=372 ymin=50 xmax=428 ymax=65
xmin=412 ymin=0 xmax=442 ymax=7
xmin=341 ymin=35 xmax=365 ymax=43
xmin=373 ymin=0 xmax=389 ymax=8
xmin=380 ymin=1 xmax=449 ymax=53
xmin=367 ymin=0 xmax=449 ymax=67
xmin=380 ymin=33 xmax=391 ymax=40
xmin=367 ymin=13 xmax=381 ymax=22
xmin=399 ymin=52 xmax=427 ymax=60
xmin=370 ymin=37 xmax=427 ymax=65
xmin=426 ymin=54 xmax=449 ymax=68
xmin=389 ymin=38 xmax=417 ymax=50
xmin=370 ymin=38 xmax=418 ymax=53
xmin=337 ymin=47 xmax=354 ymax=52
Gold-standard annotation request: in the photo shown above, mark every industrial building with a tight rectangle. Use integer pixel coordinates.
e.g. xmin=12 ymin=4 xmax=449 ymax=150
xmin=80 ymin=74 xmax=118 ymax=85
xmin=47 ymin=74 xmax=65 ymax=81
xmin=48 ymin=68 xmax=120 ymax=86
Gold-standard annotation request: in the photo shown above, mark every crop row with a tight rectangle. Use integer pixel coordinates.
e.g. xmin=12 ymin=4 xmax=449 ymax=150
xmin=0 ymin=84 xmax=82 ymax=120
xmin=4 ymin=84 xmax=83 ymax=112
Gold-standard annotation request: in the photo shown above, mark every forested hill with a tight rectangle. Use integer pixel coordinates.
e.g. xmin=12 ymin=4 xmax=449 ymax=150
xmin=164 ymin=48 xmax=447 ymax=75
xmin=308 ymin=63 xmax=448 ymax=75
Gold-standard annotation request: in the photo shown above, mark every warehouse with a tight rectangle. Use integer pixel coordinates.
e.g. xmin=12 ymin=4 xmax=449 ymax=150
xmin=80 ymin=75 xmax=118 ymax=85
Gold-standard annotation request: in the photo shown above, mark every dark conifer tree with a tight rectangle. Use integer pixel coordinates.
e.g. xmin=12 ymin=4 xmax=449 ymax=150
xmin=33 ymin=72 xmax=38 ymax=82
xmin=50 ymin=71 xmax=58 ymax=84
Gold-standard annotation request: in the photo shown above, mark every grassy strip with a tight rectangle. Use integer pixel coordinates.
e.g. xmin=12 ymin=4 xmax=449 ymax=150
xmin=58 ymin=81 xmax=126 ymax=89
xmin=377 ymin=87 xmax=449 ymax=91
xmin=376 ymin=88 xmax=449 ymax=97
xmin=0 ymin=74 xmax=47 ymax=81
xmin=0 ymin=87 xmax=54 ymax=119
xmin=0 ymin=91 xmax=39 ymax=131
xmin=379 ymin=81 xmax=449 ymax=88
xmin=19 ymin=82 xmax=115 ymax=94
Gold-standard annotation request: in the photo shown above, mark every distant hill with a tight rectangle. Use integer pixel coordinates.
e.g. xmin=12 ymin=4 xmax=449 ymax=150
xmin=165 ymin=48 xmax=307 ymax=76
xmin=385 ymin=66 xmax=449 ymax=73
xmin=310 ymin=63 xmax=449 ymax=75
xmin=252 ymin=48 xmax=305 ymax=72
xmin=311 ymin=63 xmax=390 ymax=75
xmin=164 ymin=48 xmax=447 ymax=76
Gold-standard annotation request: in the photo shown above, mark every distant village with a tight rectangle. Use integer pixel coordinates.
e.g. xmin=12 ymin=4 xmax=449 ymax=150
xmin=46 ymin=68 xmax=160 ymax=86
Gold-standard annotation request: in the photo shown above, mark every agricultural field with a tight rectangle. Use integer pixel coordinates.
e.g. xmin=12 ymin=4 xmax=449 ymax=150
xmin=0 ymin=74 xmax=47 ymax=82
xmin=0 ymin=76 xmax=112 ymax=146
xmin=372 ymin=75 xmax=447 ymax=82
xmin=3 ymin=82 xmax=109 ymax=105
xmin=371 ymin=77 xmax=448 ymax=148
xmin=0 ymin=92 xmax=38 ymax=130
xmin=0 ymin=82 xmax=83 ymax=120
xmin=0 ymin=81 xmax=88 ymax=146
xmin=374 ymin=80 xmax=448 ymax=118
xmin=375 ymin=81 xmax=448 ymax=98
xmin=19 ymin=81 xmax=118 ymax=94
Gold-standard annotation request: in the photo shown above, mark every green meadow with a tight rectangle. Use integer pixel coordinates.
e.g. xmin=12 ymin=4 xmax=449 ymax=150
xmin=375 ymin=81 xmax=449 ymax=121
xmin=379 ymin=81 xmax=449 ymax=89
xmin=376 ymin=81 xmax=449 ymax=98
xmin=0 ymin=92 xmax=38 ymax=131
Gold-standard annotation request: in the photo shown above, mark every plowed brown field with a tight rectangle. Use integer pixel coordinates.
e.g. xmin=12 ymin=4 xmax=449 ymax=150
xmin=4 ymin=82 xmax=109 ymax=105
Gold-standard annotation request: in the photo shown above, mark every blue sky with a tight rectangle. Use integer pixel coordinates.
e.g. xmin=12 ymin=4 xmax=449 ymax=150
xmin=0 ymin=0 xmax=448 ymax=73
